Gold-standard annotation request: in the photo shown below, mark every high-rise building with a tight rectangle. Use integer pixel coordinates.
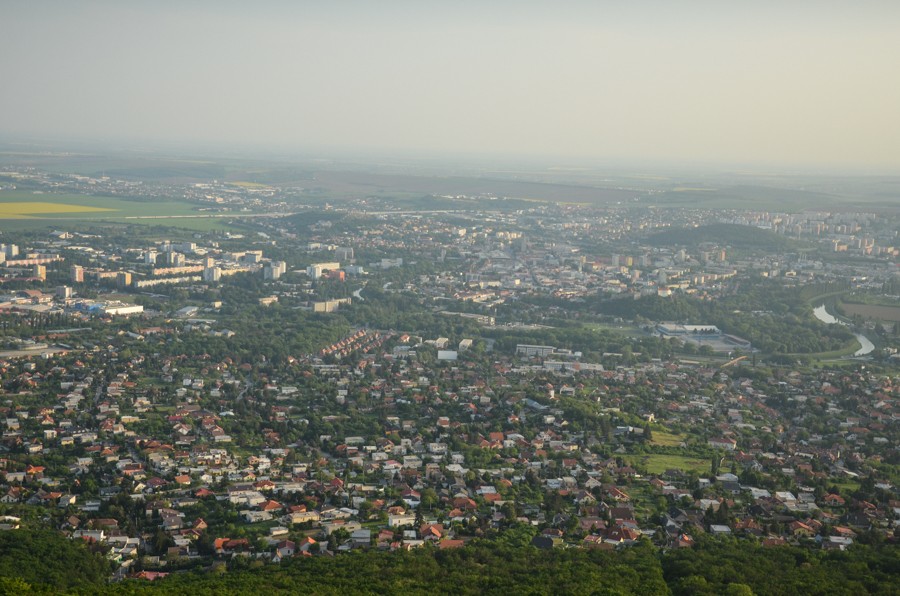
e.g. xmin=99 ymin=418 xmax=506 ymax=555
xmin=242 ymin=251 xmax=262 ymax=264
xmin=307 ymin=262 xmax=340 ymax=279
xmin=203 ymin=267 xmax=221 ymax=283
xmin=166 ymin=252 xmax=185 ymax=266
xmin=33 ymin=264 xmax=47 ymax=280
xmin=71 ymin=265 xmax=84 ymax=283
xmin=264 ymin=261 xmax=287 ymax=280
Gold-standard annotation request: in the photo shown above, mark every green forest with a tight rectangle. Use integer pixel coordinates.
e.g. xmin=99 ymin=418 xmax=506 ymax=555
xmin=645 ymin=224 xmax=800 ymax=252
xmin=590 ymin=282 xmax=855 ymax=356
xmin=1 ymin=530 xmax=898 ymax=595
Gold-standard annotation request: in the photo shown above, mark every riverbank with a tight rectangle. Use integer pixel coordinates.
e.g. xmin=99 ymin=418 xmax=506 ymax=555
xmin=813 ymin=304 xmax=875 ymax=357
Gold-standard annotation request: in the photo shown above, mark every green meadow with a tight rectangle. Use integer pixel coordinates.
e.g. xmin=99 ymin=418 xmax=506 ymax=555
xmin=627 ymin=453 xmax=711 ymax=475
xmin=0 ymin=191 xmax=249 ymax=231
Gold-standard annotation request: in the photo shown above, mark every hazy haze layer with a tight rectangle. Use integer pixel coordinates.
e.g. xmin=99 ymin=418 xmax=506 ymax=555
xmin=3 ymin=1 xmax=900 ymax=170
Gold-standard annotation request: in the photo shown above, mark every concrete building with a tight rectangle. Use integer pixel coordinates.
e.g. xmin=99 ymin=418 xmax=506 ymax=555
xmin=101 ymin=303 xmax=144 ymax=316
xmin=516 ymin=344 xmax=555 ymax=357
xmin=203 ymin=267 xmax=222 ymax=283
xmin=264 ymin=261 xmax=287 ymax=280
xmin=307 ymin=262 xmax=340 ymax=279
xmin=242 ymin=251 xmax=263 ymax=264
xmin=312 ymin=298 xmax=351 ymax=313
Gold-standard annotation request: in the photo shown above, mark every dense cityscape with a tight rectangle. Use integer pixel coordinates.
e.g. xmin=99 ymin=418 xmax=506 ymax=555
xmin=0 ymin=160 xmax=897 ymax=593
xmin=4 ymin=2 xmax=900 ymax=592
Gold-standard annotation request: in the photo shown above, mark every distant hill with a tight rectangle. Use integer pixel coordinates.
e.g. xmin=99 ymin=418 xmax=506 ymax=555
xmin=646 ymin=223 xmax=796 ymax=251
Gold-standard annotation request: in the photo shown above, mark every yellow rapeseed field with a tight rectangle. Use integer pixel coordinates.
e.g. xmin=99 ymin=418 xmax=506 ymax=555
xmin=0 ymin=202 xmax=113 ymax=218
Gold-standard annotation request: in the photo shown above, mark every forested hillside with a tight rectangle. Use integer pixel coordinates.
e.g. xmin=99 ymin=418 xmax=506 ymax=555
xmin=1 ymin=530 xmax=898 ymax=595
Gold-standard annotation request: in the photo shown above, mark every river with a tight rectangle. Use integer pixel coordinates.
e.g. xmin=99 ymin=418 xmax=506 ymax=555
xmin=812 ymin=305 xmax=875 ymax=356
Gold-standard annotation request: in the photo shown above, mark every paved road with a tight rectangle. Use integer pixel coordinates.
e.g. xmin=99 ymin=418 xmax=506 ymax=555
xmin=236 ymin=379 xmax=253 ymax=403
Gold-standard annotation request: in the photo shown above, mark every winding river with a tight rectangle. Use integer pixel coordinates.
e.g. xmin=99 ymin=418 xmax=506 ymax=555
xmin=812 ymin=305 xmax=875 ymax=357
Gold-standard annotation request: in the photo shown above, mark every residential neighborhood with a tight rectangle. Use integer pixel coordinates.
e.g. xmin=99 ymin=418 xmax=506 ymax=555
xmin=0 ymin=165 xmax=896 ymax=586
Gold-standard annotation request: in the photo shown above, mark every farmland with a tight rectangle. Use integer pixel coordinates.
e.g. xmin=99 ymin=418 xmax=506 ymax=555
xmin=840 ymin=302 xmax=900 ymax=323
xmin=0 ymin=201 xmax=113 ymax=218
xmin=0 ymin=190 xmax=255 ymax=231
xmin=0 ymin=191 xmax=200 ymax=217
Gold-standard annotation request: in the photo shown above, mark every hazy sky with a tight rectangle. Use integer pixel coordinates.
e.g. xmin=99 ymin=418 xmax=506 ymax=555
xmin=4 ymin=1 xmax=900 ymax=170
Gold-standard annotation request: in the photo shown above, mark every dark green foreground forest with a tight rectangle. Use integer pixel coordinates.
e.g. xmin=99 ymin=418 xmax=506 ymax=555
xmin=1 ymin=530 xmax=898 ymax=595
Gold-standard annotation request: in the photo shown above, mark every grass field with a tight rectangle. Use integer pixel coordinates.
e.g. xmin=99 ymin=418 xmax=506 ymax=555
xmin=0 ymin=201 xmax=113 ymax=217
xmin=626 ymin=453 xmax=710 ymax=475
xmin=106 ymin=217 xmax=246 ymax=232
xmin=650 ymin=430 xmax=686 ymax=447
xmin=586 ymin=322 xmax=643 ymax=336
xmin=0 ymin=190 xmax=249 ymax=232
xmin=798 ymin=337 xmax=863 ymax=362
xmin=840 ymin=302 xmax=900 ymax=323
xmin=831 ymin=481 xmax=860 ymax=494
xmin=0 ymin=191 xmax=200 ymax=216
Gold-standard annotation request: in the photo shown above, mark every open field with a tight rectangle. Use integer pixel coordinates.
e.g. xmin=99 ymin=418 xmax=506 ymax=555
xmin=101 ymin=216 xmax=247 ymax=232
xmin=650 ymin=430 xmax=686 ymax=447
xmin=0 ymin=191 xmax=201 ymax=216
xmin=229 ymin=181 xmax=273 ymax=189
xmin=284 ymin=170 xmax=645 ymax=204
xmin=0 ymin=153 xmax=227 ymax=180
xmin=840 ymin=302 xmax=900 ymax=323
xmin=841 ymin=293 xmax=900 ymax=308
xmin=0 ymin=215 xmax=245 ymax=233
xmin=831 ymin=480 xmax=861 ymax=494
xmin=586 ymin=322 xmax=643 ymax=336
xmin=0 ymin=191 xmax=253 ymax=231
xmin=626 ymin=453 xmax=710 ymax=475
xmin=644 ymin=184 xmax=900 ymax=213
xmin=0 ymin=201 xmax=113 ymax=217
